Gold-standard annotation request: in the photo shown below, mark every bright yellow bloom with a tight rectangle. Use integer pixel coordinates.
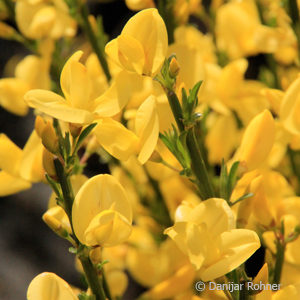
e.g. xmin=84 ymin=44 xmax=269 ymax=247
xmin=16 ymin=0 xmax=76 ymax=39
xmin=0 ymin=40 xmax=52 ymax=116
xmin=165 ymin=198 xmax=260 ymax=281
xmin=0 ymin=131 xmax=45 ymax=196
xmin=27 ymin=272 xmax=77 ymax=300
xmin=125 ymin=0 xmax=155 ymax=11
xmin=94 ymin=95 xmax=159 ymax=164
xmin=105 ymin=8 xmax=168 ymax=76
xmin=234 ymin=109 xmax=275 ymax=171
xmin=72 ymin=174 xmax=132 ymax=247
xmin=25 ymin=51 xmax=128 ymax=124
xmin=215 ymin=0 xmax=278 ymax=59
xmin=280 ymin=76 xmax=300 ymax=136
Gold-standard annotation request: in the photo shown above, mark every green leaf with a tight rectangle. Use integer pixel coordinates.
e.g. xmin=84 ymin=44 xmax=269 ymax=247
xmin=96 ymin=259 xmax=109 ymax=270
xmin=227 ymin=161 xmax=240 ymax=199
xmin=230 ymin=193 xmax=253 ymax=206
xmin=45 ymin=174 xmax=61 ymax=197
xmin=220 ymin=159 xmax=228 ymax=200
xmin=73 ymin=123 xmax=97 ymax=154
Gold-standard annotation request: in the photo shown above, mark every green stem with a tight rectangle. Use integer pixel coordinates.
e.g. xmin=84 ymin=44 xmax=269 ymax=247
xmin=166 ymin=89 xmax=184 ymax=132
xmin=273 ymin=237 xmax=285 ymax=285
xmin=102 ymin=269 xmax=113 ymax=300
xmin=78 ymin=2 xmax=111 ymax=81
xmin=186 ymin=124 xmax=215 ymax=199
xmin=79 ymin=255 xmax=107 ymax=300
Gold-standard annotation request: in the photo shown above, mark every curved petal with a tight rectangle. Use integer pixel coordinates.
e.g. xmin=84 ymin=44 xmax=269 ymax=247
xmin=20 ymin=131 xmax=44 ymax=182
xmin=189 ymin=198 xmax=235 ymax=236
xmin=122 ymin=8 xmax=168 ymax=75
xmin=0 ymin=134 xmax=23 ymax=176
xmin=72 ymin=174 xmax=132 ymax=245
xmin=27 ymin=272 xmax=77 ymax=300
xmin=135 ymin=95 xmax=159 ymax=164
xmin=237 ymin=109 xmax=275 ymax=170
xmin=84 ymin=210 xmax=132 ymax=247
xmin=280 ymin=77 xmax=300 ymax=135
xmin=199 ymin=229 xmax=260 ymax=281
xmin=117 ymin=34 xmax=145 ymax=74
xmin=0 ymin=78 xmax=29 ymax=116
xmin=25 ymin=89 xmax=94 ymax=124
xmin=94 ymin=118 xmax=139 ymax=161
xmin=93 ymin=71 xmax=139 ymax=117
xmin=0 ymin=171 xmax=31 ymax=197
xmin=60 ymin=51 xmax=83 ymax=101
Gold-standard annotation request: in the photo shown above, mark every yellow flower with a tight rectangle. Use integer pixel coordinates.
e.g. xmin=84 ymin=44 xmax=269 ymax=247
xmin=0 ymin=134 xmax=31 ymax=196
xmin=72 ymin=174 xmax=132 ymax=247
xmin=27 ymin=272 xmax=77 ymax=300
xmin=215 ymin=0 xmax=278 ymax=59
xmin=0 ymin=131 xmax=45 ymax=196
xmin=25 ymin=51 xmax=128 ymax=124
xmin=16 ymin=0 xmax=76 ymax=39
xmin=94 ymin=95 xmax=159 ymax=164
xmin=280 ymin=76 xmax=300 ymax=136
xmin=105 ymin=8 xmax=168 ymax=76
xmin=125 ymin=0 xmax=155 ymax=11
xmin=0 ymin=39 xmax=52 ymax=116
xmin=165 ymin=198 xmax=260 ymax=281
xmin=234 ymin=109 xmax=275 ymax=171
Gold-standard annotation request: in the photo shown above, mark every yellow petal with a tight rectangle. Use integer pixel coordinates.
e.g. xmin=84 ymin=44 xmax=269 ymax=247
xmin=20 ymin=131 xmax=44 ymax=182
xmin=94 ymin=118 xmax=139 ymax=161
xmin=60 ymin=51 xmax=83 ymax=102
xmin=237 ymin=109 xmax=275 ymax=170
xmin=0 ymin=134 xmax=23 ymax=176
xmin=93 ymin=70 xmax=138 ymax=117
xmin=25 ymin=89 xmax=94 ymax=124
xmin=72 ymin=174 xmax=132 ymax=245
xmin=106 ymin=270 xmax=128 ymax=297
xmin=0 ymin=171 xmax=31 ymax=197
xmin=29 ymin=6 xmax=56 ymax=38
xmin=0 ymin=78 xmax=29 ymax=116
xmin=27 ymin=272 xmax=77 ymax=300
xmin=199 ymin=229 xmax=260 ymax=281
xmin=84 ymin=210 xmax=132 ymax=247
xmin=117 ymin=34 xmax=145 ymax=74
xmin=189 ymin=198 xmax=235 ymax=236
xmin=280 ymin=76 xmax=300 ymax=135
xmin=146 ymin=264 xmax=196 ymax=299
xmin=135 ymin=95 xmax=159 ymax=164
xmin=122 ymin=8 xmax=167 ymax=75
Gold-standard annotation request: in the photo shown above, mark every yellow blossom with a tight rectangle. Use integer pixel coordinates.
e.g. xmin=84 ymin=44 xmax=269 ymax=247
xmin=25 ymin=51 xmax=128 ymax=124
xmin=105 ymin=8 xmax=168 ymax=76
xmin=27 ymin=272 xmax=77 ymax=300
xmin=125 ymin=0 xmax=155 ymax=11
xmin=94 ymin=95 xmax=159 ymax=164
xmin=233 ymin=109 xmax=275 ymax=171
xmin=16 ymin=0 xmax=76 ymax=39
xmin=165 ymin=198 xmax=260 ymax=281
xmin=72 ymin=174 xmax=132 ymax=247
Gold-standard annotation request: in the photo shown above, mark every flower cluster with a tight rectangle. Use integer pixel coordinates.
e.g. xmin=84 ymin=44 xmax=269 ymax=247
xmin=2 ymin=1 xmax=300 ymax=299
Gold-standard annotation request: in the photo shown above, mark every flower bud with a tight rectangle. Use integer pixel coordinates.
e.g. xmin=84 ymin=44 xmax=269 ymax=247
xmin=35 ymin=116 xmax=46 ymax=138
xmin=169 ymin=57 xmax=180 ymax=78
xmin=41 ymin=122 xmax=59 ymax=154
xmin=42 ymin=148 xmax=57 ymax=179
xmin=42 ymin=207 xmax=70 ymax=238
